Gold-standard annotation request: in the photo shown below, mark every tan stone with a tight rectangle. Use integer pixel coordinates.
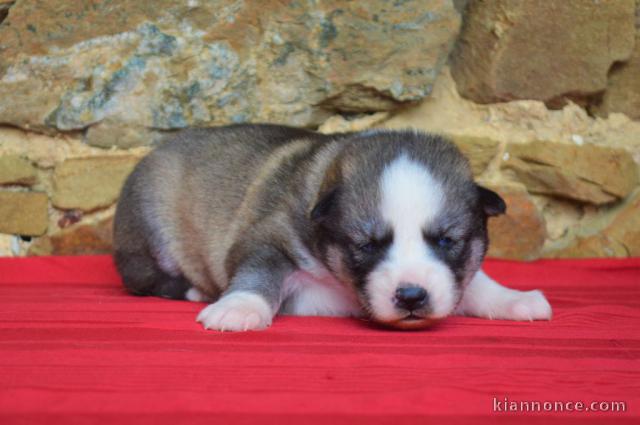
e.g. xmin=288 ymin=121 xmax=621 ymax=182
xmin=0 ymin=126 xmax=151 ymax=169
xmin=536 ymin=196 xmax=585 ymax=242
xmin=503 ymin=141 xmax=638 ymax=204
xmin=486 ymin=185 xmax=547 ymax=261
xmin=602 ymin=190 xmax=640 ymax=256
xmin=594 ymin=38 xmax=640 ymax=120
xmin=449 ymin=135 xmax=500 ymax=177
xmin=450 ymin=0 xmax=636 ymax=105
xmin=0 ymin=0 xmax=460 ymax=139
xmin=52 ymin=156 xmax=140 ymax=211
xmin=0 ymin=155 xmax=37 ymax=185
xmin=382 ymin=67 xmax=640 ymax=156
xmin=547 ymin=190 xmax=640 ymax=258
xmin=504 ymin=158 xmax=618 ymax=205
xmin=548 ymin=234 xmax=628 ymax=258
xmin=85 ymin=120 xmax=162 ymax=149
xmin=318 ymin=112 xmax=389 ymax=134
xmin=29 ymin=216 xmax=113 ymax=256
xmin=319 ymin=115 xmax=500 ymax=177
xmin=0 ymin=191 xmax=48 ymax=236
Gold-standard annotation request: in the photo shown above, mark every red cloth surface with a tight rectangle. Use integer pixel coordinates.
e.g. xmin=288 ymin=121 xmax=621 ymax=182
xmin=0 ymin=255 xmax=639 ymax=424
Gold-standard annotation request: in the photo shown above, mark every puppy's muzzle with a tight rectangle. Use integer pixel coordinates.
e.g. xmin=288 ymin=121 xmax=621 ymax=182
xmin=394 ymin=284 xmax=428 ymax=312
xmin=381 ymin=284 xmax=439 ymax=330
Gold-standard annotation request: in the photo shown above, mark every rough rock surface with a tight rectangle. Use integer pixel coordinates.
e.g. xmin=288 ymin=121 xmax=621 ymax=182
xmin=0 ymin=0 xmax=639 ymax=262
xmin=548 ymin=234 xmax=629 ymax=258
xmin=503 ymin=141 xmax=638 ymax=204
xmin=450 ymin=0 xmax=636 ymax=105
xmin=0 ymin=0 xmax=460 ymax=146
xmin=382 ymin=68 xmax=640 ymax=156
xmin=548 ymin=190 xmax=640 ymax=258
xmin=52 ymin=156 xmax=141 ymax=211
xmin=317 ymin=112 xmax=390 ymax=134
xmin=449 ymin=135 xmax=499 ymax=177
xmin=485 ymin=184 xmax=547 ymax=261
xmin=0 ymin=155 xmax=37 ymax=186
xmin=29 ymin=216 xmax=113 ymax=256
xmin=0 ymin=126 xmax=150 ymax=168
xmin=594 ymin=39 xmax=640 ymax=120
xmin=0 ymin=191 xmax=48 ymax=236
xmin=0 ymin=1 xmax=12 ymax=23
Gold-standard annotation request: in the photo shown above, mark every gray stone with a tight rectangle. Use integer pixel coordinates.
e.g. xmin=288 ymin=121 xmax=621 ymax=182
xmin=0 ymin=0 xmax=460 ymax=145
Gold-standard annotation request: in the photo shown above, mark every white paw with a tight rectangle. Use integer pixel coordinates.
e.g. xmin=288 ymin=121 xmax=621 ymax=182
xmin=501 ymin=290 xmax=552 ymax=321
xmin=196 ymin=291 xmax=273 ymax=331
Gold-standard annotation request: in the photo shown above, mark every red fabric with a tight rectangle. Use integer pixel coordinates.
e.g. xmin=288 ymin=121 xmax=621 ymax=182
xmin=0 ymin=256 xmax=639 ymax=424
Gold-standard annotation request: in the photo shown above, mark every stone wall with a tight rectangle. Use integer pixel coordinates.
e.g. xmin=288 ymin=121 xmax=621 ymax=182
xmin=0 ymin=0 xmax=639 ymax=259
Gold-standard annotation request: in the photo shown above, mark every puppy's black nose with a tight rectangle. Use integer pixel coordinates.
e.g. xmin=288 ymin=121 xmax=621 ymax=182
xmin=395 ymin=285 xmax=428 ymax=311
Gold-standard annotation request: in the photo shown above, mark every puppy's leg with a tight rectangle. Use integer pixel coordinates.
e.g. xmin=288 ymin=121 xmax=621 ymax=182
xmin=115 ymin=250 xmax=191 ymax=300
xmin=455 ymin=270 xmax=552 ymax=321
xmin=197 ymin=248 xmax=293 ymax=331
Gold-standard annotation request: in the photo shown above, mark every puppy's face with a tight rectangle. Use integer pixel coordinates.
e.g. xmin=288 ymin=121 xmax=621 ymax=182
xmin=311 ymin=131 xmax=505 ymax=329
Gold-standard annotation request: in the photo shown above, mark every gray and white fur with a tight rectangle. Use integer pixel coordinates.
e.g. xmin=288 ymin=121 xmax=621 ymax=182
xmin=113 ymin=124 xmax=551 ymax=331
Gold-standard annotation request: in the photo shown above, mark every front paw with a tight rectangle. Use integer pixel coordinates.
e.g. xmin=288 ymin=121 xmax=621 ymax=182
xmin=196 ymin=291 xmax=273 ymax=331
xmin=503 ymin=290 xmax=552 ymax=321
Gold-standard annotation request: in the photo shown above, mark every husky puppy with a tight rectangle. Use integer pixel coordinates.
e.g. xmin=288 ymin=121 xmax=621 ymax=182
xmin=114 ymin=124 xmax=551 ymax=331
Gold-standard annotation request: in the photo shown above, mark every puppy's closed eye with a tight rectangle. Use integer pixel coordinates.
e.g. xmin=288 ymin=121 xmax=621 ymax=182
xmin=423 ymin=231 xmax=457 ymax=251
xmin=353 ymin=232 xmax=393 ymax=255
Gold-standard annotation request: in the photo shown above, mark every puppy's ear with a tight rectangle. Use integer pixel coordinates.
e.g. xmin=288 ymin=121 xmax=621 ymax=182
xmin=477 ymin=185 xmax=506 ymax=217
xmin=310 ymin=188 xmax=339 ymax=223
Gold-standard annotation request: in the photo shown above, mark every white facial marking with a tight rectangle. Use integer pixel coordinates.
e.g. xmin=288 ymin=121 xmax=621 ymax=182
xmin=367 ymin=155 xmax=457 ymax=321
xmin=196 ymin=291 xmax=273 ymax=331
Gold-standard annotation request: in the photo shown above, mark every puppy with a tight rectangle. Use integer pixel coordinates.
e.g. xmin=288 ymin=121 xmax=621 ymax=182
xmin=113 ymin=124 xmax=551 ymax=331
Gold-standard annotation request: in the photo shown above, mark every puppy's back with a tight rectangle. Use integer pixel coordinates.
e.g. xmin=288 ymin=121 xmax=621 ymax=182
xmin=114 ymin=124 xmax=326 ymax=298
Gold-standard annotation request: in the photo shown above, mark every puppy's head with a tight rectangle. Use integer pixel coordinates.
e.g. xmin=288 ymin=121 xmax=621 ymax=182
xmin=311 ymin=130 xmax=505 ymax=329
